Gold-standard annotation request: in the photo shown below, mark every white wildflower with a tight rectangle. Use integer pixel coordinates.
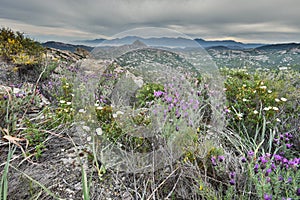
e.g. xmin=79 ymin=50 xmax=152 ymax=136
xmin=253 ymin=110 xmax=259 ymax=114
xmin=272 ymin=107 xmax=279 ymax=111
xmin=260 ymin=86 xmax=267 ymax=90
xmin=96 ymin=106 xmax=103 ymax=110
xmin=86 ymin=136 xmax=92 ymax=142
xmin=79 ymin=109 xmax=86 ymax=113
xmin=267 ymin=90 xmax=272 ymax=93
xmin=116 ymin=111 xmax=124 ymax=115
xmin=96 ymin=128 xmax=103 ymax=136
xmin=60 ymin=100 xmax=66 ymax=104
xmin=280 ymin=97 xmax=287 ymax=102
xmin=66 ymin=102 xmax=72 ymax=105
xmin=82 ymin=126 xmax=90 ymax=132
xmin=275 ymin=98 xmax=280 ymax=102
xmin=276 ymin=118 xmax=281 ymax=122
xmin=237 ymin=113 xmax=243 ymax=120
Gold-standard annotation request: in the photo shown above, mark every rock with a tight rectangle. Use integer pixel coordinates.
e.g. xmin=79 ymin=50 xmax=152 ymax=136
xmin=74 ymin=47 xmax=91 ymax=58
xmin=125 ymin=71 xmax=144 ymax=88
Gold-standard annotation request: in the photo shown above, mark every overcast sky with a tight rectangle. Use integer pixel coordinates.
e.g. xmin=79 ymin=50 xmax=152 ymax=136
xmin=0 ymin=0 xmax=299 ymax=43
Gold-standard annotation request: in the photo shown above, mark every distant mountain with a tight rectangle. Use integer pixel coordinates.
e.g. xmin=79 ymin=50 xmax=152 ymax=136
xmin=73 ymin=38 xmax=105 ymax=45
xmin=256 ymin=43 xmax=300 ymax=51
xmin=94 ymin=36 xmax=198 ymax=48
xmin=42 ymin=41 xmax=93 ymax=52
xmin=78 ymin=37 xmax=264 ymax=49
xmin=43 ymin=38 xmax=300 ymax=56
xmin=92 ymin=40 xmax=149 ymax=59
xmin=195 ymin=39 xmax=264 ymax=49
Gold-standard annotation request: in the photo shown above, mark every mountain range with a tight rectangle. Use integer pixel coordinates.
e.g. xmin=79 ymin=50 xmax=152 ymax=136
xmin=42 ymin=37 xmax=300 ymax=53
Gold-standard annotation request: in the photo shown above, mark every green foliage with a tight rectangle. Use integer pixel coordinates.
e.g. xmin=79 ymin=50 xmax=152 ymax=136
xmin=23 ymin=120 xmax=47 ymax=159
xmin=135 ymin=82 xmax=164 ymax=107
xmin=221 ymin=67 xmax=299 ymax=142
xmin=0 ymin=27 xmax=44 ymax=69
xmin=0 ymin=146 xmax=15 ymax=200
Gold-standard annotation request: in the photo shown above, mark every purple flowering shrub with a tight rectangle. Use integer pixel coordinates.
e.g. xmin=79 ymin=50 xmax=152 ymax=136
xmin=247 ymin=148 xmax=299 ymax=199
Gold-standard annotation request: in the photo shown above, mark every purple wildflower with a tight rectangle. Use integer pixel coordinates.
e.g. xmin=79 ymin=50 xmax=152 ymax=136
xmin=286 ymin=143 xmax=293 ymax=149
xmin=229 ymin=179 xmax=235 ymax=185
xmin=271 ymin=163 xmax=277 ymax=170
xmin=278 ymin=175 xmax=283 ymax=181
xmin=265 ymin=168 xmax=272 ymax=176
xmin=254 ymin=164 xmax=259 ymax=174
xmin=287 ymin=177 xmax=292 ymax=183
xmin=274 ymin=138 xmax=279 ymax=143
xmin=248 ymin=151 xmax=254 ymax=157
xmin=280 ymin=134 xmax=284 ymax=140
xmin=211 ymin=157 xmax=217 ymax=166
xmin=165 ymin=96 xmax=173 ymax=103
xmin=154 ymin=91 xmax=164 ymax=98
xmin=264 ymin=194 xmax=272 ymax=200
xmin=274 ymin=154 xmax=282 ymax=162
xmin=266 ymin=177 xmax=271 ymax=183
xmin=285 ymin=132 xmax=292 ymax=139
xmin=296 ymin=188 xmax=300 ymax=196
xmin=259 ymin=156 xmax=268 ymax=165
xmin=230 ymin=172 xmax=235 ymax=178
xmin=241 ymin=157 xmax=247 ymax=163
xmin=218 ymin=155 xmax=225 ymax=162
xmin=288 ymin=160 xmax=296 ymax=168
xmin=282 ymin=158 xmax=289 ymax=164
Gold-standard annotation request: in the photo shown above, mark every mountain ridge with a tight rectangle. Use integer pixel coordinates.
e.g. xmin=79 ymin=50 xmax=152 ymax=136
xmin=42 ymin=38 xmax=300 ymax=53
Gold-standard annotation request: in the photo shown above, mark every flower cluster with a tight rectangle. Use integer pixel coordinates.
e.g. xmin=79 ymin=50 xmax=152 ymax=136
xmin=273 ymin=132 xmax=294 ymax=149
xmin=153 ymin=80 xmax=203 ymax=131
xmin=247 ymin=150 xmax=299 ymax=199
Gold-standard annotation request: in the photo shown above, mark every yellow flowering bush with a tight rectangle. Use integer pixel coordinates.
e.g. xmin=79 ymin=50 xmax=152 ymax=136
xmin=0 ymin=27 xmax=44 ymax=68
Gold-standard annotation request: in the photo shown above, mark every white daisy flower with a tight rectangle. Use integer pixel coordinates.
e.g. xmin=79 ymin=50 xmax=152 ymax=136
xmin=272 ymin=107 xmax=279 ymax=111
xmin=96 ymin=128 xmax=103 ymax=136
xmin=280 ymin=97 xmax=287 ymax=102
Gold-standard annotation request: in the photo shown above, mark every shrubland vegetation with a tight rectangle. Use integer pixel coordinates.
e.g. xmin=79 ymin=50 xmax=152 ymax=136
xmin=0 ymin=28 xmax=44 ymax=67
xmin=0 ymin=28 xmax=299 ymax=199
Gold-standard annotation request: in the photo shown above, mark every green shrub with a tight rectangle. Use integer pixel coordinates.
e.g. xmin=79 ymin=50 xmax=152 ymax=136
xmin=135 ymin=82 xmax=164 ymax=107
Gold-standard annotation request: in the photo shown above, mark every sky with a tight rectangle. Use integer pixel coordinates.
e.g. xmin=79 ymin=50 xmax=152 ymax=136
xmin=0 ymin=0 xmax=300 ymax=44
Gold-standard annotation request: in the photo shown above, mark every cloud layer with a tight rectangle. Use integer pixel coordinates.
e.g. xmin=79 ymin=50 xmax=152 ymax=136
xmin=0 ymin=0 xmax=299 ymax=43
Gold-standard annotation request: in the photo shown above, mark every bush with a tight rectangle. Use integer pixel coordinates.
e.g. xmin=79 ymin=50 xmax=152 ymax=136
xmin=0 ymin=27 xmax=44 ymax=69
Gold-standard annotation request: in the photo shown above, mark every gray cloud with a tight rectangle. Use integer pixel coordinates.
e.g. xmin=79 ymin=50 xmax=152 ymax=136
xmin=0 ymin=0 xmax=299 ymax=43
